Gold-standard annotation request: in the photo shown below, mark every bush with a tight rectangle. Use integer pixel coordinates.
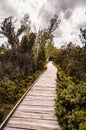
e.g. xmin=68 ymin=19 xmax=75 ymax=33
xmin=54 ymin=46 xmax=86 ymax=82
xmin=0 ymin=110 xmax=4 ymax=123
xmin=55 ymin=67 xmax=86 ymax=130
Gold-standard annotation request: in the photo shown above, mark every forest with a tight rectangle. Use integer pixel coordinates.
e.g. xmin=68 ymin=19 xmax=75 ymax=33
xmin=0 ymin=13 xmax=86 ymax=130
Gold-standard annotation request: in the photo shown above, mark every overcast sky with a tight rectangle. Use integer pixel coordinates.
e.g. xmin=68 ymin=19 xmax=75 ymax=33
xmin=0 ymin=0 xmax=86 ymax=47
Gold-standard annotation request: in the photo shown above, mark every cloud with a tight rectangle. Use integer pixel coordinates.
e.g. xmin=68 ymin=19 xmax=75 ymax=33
xmin=0 ymin=0 xmax=48 ymax=44
xmin=38 ymin=0 xmax=86 ymax=47
xmin=0 ymin=0 xmax=17 ymax=17
xmin=64 ymin=9 xmax=73 ymax=19
xmin=0 ymin=0 xmax=86 ymax=47
xmin=39 ymin=0 xmax=86 ymax=22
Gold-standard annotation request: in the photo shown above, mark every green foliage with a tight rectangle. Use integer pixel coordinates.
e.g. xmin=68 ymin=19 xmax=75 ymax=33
xmin=55 ymin=66 xmax=86 ymax=130
xmin=36 ymin=15 xmax=60 ymax=69
xmin=37 ymin=45 xmax=46 ymax=70
xmin=20 ymin=35 xmax=29 ymax=53
xmin=0 ymin=104 xmax=13 ymax=124
xmin=20 ymin=33 xmax=36 ymax=53
xmin=45 ymin=42 xmax=58 ymax=61
xmin=0 ymin=70 xmax=41 ymax=124
xmin=54 ymin=41 xmax=86 ymax=129
xmin=48 ymin=15 xmax=61 ymax=35
xmin=54 ymin=45 xmax=86 ymax=81
xmin=0 ymin=110 xmax=4 ymax=123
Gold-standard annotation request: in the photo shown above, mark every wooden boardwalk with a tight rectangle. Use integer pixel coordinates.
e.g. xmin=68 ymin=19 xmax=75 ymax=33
xmin=1 ymin=62 xmax=60 ymax=130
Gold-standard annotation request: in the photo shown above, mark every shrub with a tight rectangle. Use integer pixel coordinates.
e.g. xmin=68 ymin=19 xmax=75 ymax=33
xmin=55 ymin=67 xmax=86 ymax=130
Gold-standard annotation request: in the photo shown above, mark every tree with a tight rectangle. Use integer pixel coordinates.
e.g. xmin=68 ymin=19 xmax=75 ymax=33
xmin=36 ymin=15 xmax=60 ymax=69
xmin=80 ymin=28 xmax=86 ymax=48
xmin=37 ymin=45 xmax=46 ymax=70
xmin=0 ymin=17 xmax=26 ymax=56
xmin=18 ymin=32 xmax=36 ymax=75
xmin=0 ymin=15 xmax=32 ymax=87
xmin=45 ymin=42 xmax=57 ymax=61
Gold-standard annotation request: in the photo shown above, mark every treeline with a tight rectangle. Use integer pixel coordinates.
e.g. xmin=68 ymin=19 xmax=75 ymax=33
xmin=54 ymin=29 xmax=86 ymax=129
xmin=0 ymin=14 xmax=60 ymax=124
xmin=55 ymin=42 xmax=86 ymax=81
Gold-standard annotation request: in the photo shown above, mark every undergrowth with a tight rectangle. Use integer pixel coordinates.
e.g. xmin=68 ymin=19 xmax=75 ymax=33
xmin=55 ymin=65 xmax=86 ymax=130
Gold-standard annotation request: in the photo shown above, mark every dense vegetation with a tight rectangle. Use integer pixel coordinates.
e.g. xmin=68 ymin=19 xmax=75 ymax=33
xmin=55 ymin=66 xmax=86 ymax=130
xmin=54 ymin=28 xmax=86 ymax=129
xmin=54 ymin=43 xmax=86 ymax=81
xmin=0 ymin=14 xmax=60 ymax=124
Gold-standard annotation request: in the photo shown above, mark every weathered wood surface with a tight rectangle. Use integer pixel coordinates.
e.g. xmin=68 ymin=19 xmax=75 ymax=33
xmin=2 ymin=62 xmax=60 ymax=130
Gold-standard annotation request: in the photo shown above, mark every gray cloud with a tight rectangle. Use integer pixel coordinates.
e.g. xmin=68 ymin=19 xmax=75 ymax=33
xmin=0 ymin=0 xmax=86 ymax=47
xmin=38 ymin=0 xmax=86 ymax=47
xmin=0 ymin=0 xmax=17 ymax=17
xmin=76 ymin=21 xmax=86 ymax=30
xmin=54 ymin=28 xmax=63 ymax=37
xmin=39 ymin=0 xmax=86 ymax=22
xmin=49 ymin=0 xmax=86 ymax=14
xmin=64 ymin=9 xmax=72 ymax=19
xmin=38 ymin=6 xmax=54 ymax=26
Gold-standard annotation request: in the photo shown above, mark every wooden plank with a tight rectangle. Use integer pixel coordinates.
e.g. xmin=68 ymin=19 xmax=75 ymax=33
xmin=33 ymin=89 xmax=55 ymax=92
xmin=16 ymin=106 xmax=55 ymax=114
xmin=12 ymin=111 xmax=57 ymax=120
xmin=28 ymin=93 xmax=55 ymax=97
xmin=24 ymin=95 xmax=55 ymax=100
xmin=20 ymin=100 xmax=55 ymax=106
xmin=3 ymin=127 xmax=27 ymax=130
xmin=35 ymin=82 xmax=56 ymax=85
xmin=6 ymin=117 xmax=59 ymax=130
xmin=23 ymin=97 xmax=55 ymax=101
xmin=17 ymin=105 xmax=55 ymax=111
xmin=34 ymin=85 xmax=56 ymax=88
xmin=31 ymin=88 xmax=55 ymax=91
xmin=7 ymin=118 xmax=58 ymax=126
xmin=31 ymin=89 xmax=56 ymax=94
xmin=21 ymin=101 xmax=54 ymax=105
xmin=25 ymin=94 xmax=56 ymax=98
xmin=35 ymin=83 xmax=56 ymax=87
xmin=5 ymin=125 xmax=59 ymax=130
xmin=17 ymin=104 xmax=55 ymax=108
xmin=20 ymin=104 xmax=54 ymax=107
xmin=32 ymin=88 xmax=55 ymax=91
